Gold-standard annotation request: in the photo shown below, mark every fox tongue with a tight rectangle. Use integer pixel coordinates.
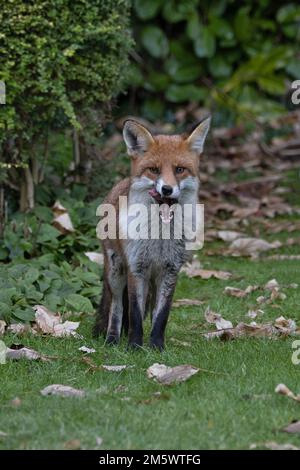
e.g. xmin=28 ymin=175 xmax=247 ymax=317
xmin=149 ymin=188 xmax=160 ymax=198
xmin=159 ymin=203 xmax=173 ymax=224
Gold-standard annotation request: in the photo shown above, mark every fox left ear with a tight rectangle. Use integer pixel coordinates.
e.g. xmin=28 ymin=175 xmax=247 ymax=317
xmin=186 ymin=116 xmax=211 ymax=155
xmin=123 ymin=119 xmax=155 ymax=157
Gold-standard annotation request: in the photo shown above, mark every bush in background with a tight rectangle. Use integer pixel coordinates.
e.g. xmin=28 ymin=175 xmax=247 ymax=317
xmin=126 ymin=0 xmax=300 ymax=123
xmin=0 ymin=0 xmax=132 ymax=210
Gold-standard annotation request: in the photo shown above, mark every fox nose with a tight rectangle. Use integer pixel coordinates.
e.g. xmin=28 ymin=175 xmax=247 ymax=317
xmin=161 ymin=185 xmax=173 ymax=197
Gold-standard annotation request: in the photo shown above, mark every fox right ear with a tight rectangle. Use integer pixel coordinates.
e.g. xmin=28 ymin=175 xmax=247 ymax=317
xmin=123 ymin=120 xmax=154 ymax=156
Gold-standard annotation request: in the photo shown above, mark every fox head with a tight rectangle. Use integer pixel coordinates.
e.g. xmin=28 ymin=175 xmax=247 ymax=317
xmin=123 ymin=117 xmax=210 ymax=204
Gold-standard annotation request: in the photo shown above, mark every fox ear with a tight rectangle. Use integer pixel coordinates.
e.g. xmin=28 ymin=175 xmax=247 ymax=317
xmin=186 ymin=116 xmax=211 ymax=155
xmin=123 ymin=120 xmax=155 ymax=156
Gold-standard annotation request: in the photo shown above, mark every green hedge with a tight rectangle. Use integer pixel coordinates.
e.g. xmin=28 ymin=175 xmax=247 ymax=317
xmin=129 ymin=0 xmax=300 ymax=122
xmin=0 ymin=0 xmax=132 ymax=163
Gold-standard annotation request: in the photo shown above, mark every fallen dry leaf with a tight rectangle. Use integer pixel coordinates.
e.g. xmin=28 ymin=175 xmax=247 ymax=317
xmin=275 ymin=316 xmax=296 ymax=334
xmin=246 ymin=309 xmax=264 ymax=319
xmin=33 ymin=305 xmax=80 ymax=338
xmin=205 ymin=316 xmax=299 ymax=341
xmin=282 ymin=420 xmax=300 ymax=434
xmin=64 ymin=439 xmax=81 ymax=450
xmin=224 ymin=285 xmax=258 ymax=298
xmin=102 ymin=365 xmax=131 ymax=372
xmin=53 ymin=213 xmax=74 ymax=234
xmin=10 ymin=397 xmax=22 ymax=407
xmin=204 ymin=307 xmax=233 ymax=330
xmin=265 ymin=278 xmax=279 ymax=290
xmin=6 ymin=345 xmax=50 ymax=362
xmin=78 ymin=346 xmax=96 ymax=354
xmin=217 ymin=230 xmax=245 ymax=242
xmin=147 ymin=363 xmax=199 ymax=385
xmin=41 ymin=384 xmax=86 ymax=398
xmin=275 ymin=383 xmax=300 ymax=402
xmin=52 ymin=200 xmax=74 ymax=234
xmin=172 ymin=298 xmax=205 ymax=307
xmin=96 ymin=437 xmax=103 ymax=447
xmin=185 ymin=268 xmax=232 ymax=280
xmin=228 ymin=237 xmax=281 ymax=257
xmin=84 ymin=252 xmax=104 ymax=265
xmin=250 ymin=441 xmax=300 ymax=450
xmin=7 ymin=324 xmax=36 ymax=335
xmin=0 ymin=320 xmax=6 ymax=336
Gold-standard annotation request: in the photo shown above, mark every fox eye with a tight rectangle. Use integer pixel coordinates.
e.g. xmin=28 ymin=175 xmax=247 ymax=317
xmin=149 ymin=167 xmax=160 ymax=175
xmin=176 ymin=166 xmax=185 ymax=174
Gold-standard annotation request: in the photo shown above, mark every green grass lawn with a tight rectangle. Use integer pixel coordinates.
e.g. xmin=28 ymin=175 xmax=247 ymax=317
xmin=1 ymin=164 xmax=300 ymax=450
xmin=1 ymin=252 xmax=300 ymax=450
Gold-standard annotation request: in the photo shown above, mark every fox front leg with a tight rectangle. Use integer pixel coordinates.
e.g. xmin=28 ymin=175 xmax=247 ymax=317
xmin=127 ymin=272 xmax=148 ymax=349
xmin=150 ymin=273 xmax=177 ymax=351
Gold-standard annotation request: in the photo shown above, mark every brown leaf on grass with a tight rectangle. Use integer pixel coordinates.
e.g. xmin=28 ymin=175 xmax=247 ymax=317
xmin=102 ymin=365 xmax=132 ymax=372
xmin=0 ymin=320 xmax=6 ymax=336
xmin=183 ymin=268 xmax=232 ymax=280
xmin=78 ymin=346 xmax=96 ymax=354
xmin=228 ymin=237 xmax=281 ymax=257
xmin=84 ymin=252 xmax=104 ymax=265
xmin=41 ymin=384 xmax=86 ymax=398
xmin=275 ymin=383 xmax=300 ymax=402
xmin=147 ymin=363 xmax=199 ymax=385
xmin=52 ymin=200 xmax=74 ymax=234
xmin=6 ymin=345 xmax=51 ymax=362
xmin=7 ymin=323 xmax=36 ymax=335
xmin=282 ymin=421 xmax=300 ymax=434
xmin=275 ymin=316 xmax=296 ymax=334
xmin=246 ymin=309 xmax=264 ymax=319
xmin=33 ymin=305 xmax=80 ymax=337
xmin=172 ymin=299 xmax=205 ymax=307
xmin=250 ymin=441 xmax=300 ymax=450
xmin=224 ymin=285 xmax=258 ymax=298
xmin=64 ymin=439 xmax=81 ymax=450
xmin=265 ymin=278 xmax=279 ymax=290
xmin=10 ymin=397 xmax=22 ymax=407
xmin=205 ymin=317 xmax=298 ymax=341
xmin=217 ymin=230 xmax=245 ymax=242
xmin=204 ymin=307 xmax=233 ymax=330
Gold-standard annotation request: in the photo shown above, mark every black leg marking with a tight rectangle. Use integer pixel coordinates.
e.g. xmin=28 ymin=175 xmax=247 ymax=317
xmin=92 ymin=278 xmax=111 ymax=338
xmin=150 ymin=298 xmax=172 ymax=351
xmin=128 ymin=293 xmax=143 ymax=349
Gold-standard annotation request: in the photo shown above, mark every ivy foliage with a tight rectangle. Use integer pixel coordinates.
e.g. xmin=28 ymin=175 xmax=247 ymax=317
xmin=0 ymin=184 xmax=102 ymax=322
xmin=130 ymin=0 xmax=300 ymax=121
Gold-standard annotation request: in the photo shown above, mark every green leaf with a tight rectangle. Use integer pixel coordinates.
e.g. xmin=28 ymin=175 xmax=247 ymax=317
xmin=234 ymin=6 xmax=253 ymax=42
xmin=194 ymin=27 xmax=215 ymax=58
xmin=165 ymin=57 xmax=202 ymax=83
xmin=0 ymin=287 xmax=17 ymax=305
xmin=26 ymin=267 xmax=40 ymax=284
xmin=0 ymin=302 xmax=10 ymax=320
xmin=134 ymin=0 xmax=162 ymax=20
xmin=208 ymin=57 xmax=232 ymax=78
xmin=141 ymin=26 xmax=169 ymax=58
xmin=165 ymin=84 xmax=206 ymax=103
xmin=257 ymin=76 xmax=286 ymax=95
xmin=13 ymin=307 xmax=35 ymax=322
xmin=65 ymin=293 xmax=94 ymax=313
xmin=37 ymin=224 xmax=60 ymax=243
xmin=277 ymin=4 xmax=300 ymax=23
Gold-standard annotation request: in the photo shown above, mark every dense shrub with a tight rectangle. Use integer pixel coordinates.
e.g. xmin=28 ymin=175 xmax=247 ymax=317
xmin=0 ymin=0 xmax=132 ymax=209
xmin=127 ymin=0 xmax=300 ymax=122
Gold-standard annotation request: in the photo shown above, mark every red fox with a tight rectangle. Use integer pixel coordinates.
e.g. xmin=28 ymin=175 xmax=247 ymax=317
xmin=93 ymin=117 xmax=210 ymax=350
